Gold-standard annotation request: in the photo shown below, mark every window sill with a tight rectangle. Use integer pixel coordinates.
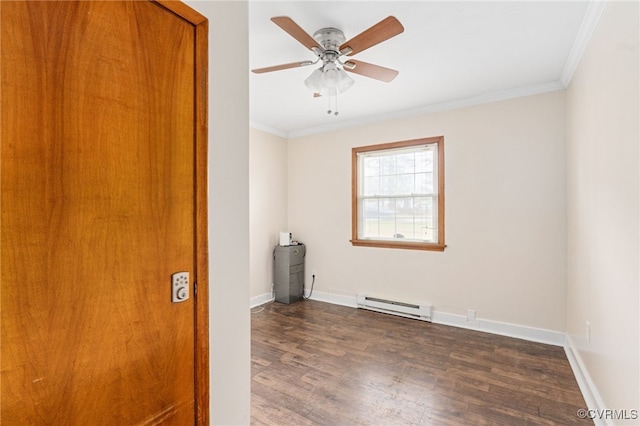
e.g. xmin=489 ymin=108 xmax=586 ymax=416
xmin=350 ymin=239 xmax=446 ymax=252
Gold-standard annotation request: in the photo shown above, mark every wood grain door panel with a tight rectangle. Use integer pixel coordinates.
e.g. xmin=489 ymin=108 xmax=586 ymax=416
xmin=1 ymin=1 xmax=208 ymax=424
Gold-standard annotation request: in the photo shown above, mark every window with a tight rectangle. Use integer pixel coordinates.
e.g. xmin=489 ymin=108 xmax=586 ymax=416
xmin=351 ymin=137 xmax=445 ymax=251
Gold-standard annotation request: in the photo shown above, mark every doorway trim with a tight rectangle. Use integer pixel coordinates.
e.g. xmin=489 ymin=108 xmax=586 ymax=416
xmin=153 ymin=1 xmax=209 ymax=424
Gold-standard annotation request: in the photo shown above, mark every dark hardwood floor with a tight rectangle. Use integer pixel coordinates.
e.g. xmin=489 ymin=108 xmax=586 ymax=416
xmin=251 ymin=300 xmax=591 ymax=426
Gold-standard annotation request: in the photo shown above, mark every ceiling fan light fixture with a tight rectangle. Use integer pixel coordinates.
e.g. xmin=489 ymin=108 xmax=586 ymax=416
xmin=322 ymin=62 xmax=341 ymax=89
xmin=304 ymin=62 xmax=354 ymax=95
xmin=304 ymin=67 xmax=324 ymax=93
xmin=336 ymin=68 xmax=355 ymax=93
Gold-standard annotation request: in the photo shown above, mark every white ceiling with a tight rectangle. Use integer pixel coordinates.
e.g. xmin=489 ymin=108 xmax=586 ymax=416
xmin=249 ymin=1 xmax=597 ymax=138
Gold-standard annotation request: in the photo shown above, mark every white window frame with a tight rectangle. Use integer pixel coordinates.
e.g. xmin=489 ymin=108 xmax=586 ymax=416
xmin=351 ymin=137 xmax=445 ymax=251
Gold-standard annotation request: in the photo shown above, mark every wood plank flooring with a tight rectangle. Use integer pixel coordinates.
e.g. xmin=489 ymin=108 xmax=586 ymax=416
xmin=251 ymin=300 xmax=591 ymax=426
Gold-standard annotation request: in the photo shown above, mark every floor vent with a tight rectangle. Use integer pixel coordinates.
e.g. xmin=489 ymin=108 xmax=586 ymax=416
xmin=356 ymin=295 xmax=432 ymax=322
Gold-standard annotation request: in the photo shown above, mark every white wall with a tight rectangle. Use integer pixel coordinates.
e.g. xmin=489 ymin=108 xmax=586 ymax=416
xmin=250 ymin=128 xmax=288 ymax=302
xmin=185 ymin=1 xmax=251 ymax=424
xmin=287 ymin=91 xmax=567 ymax=332
xmin=566 ymin=1 xmax=639 ymax=421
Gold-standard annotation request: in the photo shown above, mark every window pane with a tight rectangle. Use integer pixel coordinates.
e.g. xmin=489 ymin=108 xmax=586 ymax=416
xmin=363 ymin=218 xmax=379 ymax=237
xmin=363 ymin=156 xmax=379 ymax=177
xmin=397 ymin=174 xmax=414 ymax=195
xmin=415 ymin=172 xmax=433 ymax=194
xmin=362 ymin=198 xmax=379 ymax=217
xmin=396 ymin=217 xmax=415 ymax=239
xmin=415 ymin=217 xmax=434 ymax=242
xmin=396 ymin=197 xmax=415 ymax=238
xmin=414 ymin=197 xmax=428 ymax=215
xmin=418 ymin=196 xmax=435 ymax=242
xmin=361 ymin=199 xmax=379 ymax=238
xmin=396 ymin=153 xmax=414 ymax=174
xmin=425 ymin=198 xmax=435 ymax=242
xmin=426 ymin=150 xmax=434 ymax=170
xmin=380 ymin=175 xmax=396 ymax=195
xmin=379 ymin=198 xmax=396 ymax=217
xmin=379 ymin=198 xmax=396 ymax=238
xmin=424 ymin=196 xmax=433 ymax=217
xmin=396 ymin=197 xmax=414 ymax=216
xmin=363 ymin=176 xmax=379 ymax=196
xmin=415 ymin=151 xmax=428 ymax=173
xmin=380 ymin=156 xmax=396 ymax=176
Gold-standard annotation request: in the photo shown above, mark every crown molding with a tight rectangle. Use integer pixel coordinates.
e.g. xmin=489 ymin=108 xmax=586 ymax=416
xmin=281 ymin=80 xmax=565 ymax=139
xmin=249 ymin=120 xmax=288 ymax=139
xmin=560 ymin=0 xmax=609 ymax=88
xmin=250 ymin=81 xmax=565 ymax=139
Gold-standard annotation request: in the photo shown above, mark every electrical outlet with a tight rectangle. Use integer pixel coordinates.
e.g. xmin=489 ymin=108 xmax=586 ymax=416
xmin=311 ymin=269 xmax=317 ymax=278
xmin=467 ymin=309 xmax=476 ymax=321
xmin=586 ymin=321 xmax=591 ymax=343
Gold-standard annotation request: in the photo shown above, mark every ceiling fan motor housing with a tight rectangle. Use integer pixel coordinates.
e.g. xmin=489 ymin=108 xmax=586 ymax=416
xmin=313 ymin=27 xmax=346 ymax=59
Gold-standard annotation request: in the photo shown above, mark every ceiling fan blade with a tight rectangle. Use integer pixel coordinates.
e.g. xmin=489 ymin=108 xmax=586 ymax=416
xmin=271 ymin=16 xmax=322 ymax=51
xmin=344 ymin=60 xmax=399 ymax=82
xmin=340 ymin=16 xmax=404 ymax=56
xmin=251 ymin=60 xmax=313 ymax=74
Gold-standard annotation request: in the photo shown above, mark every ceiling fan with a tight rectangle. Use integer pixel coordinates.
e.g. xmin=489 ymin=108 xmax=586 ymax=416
xmin=252 ymin=16 xmax=404 ymax=111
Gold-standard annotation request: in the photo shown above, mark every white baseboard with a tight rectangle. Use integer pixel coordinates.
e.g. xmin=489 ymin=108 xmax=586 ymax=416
xmin=564 ymin=335 xmax=609 ymax=426
xmin=250 ymin=292 xmax=274 ymax=309
xmin=430 ymin=311 xmax=566 ymax=347
xmin=256 ymin=290 xmax=565 ymax=347
xmin=312 ymin=292 xmax=565 ymax=346
xmin=250 ymin=290 xmax=357 ymax=309
xmin=307 ymin=290 xmax=358 ymax=308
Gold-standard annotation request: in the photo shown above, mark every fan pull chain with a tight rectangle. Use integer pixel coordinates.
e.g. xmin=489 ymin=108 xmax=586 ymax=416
xmin=326 ymin=92 xmax=339 ymax=116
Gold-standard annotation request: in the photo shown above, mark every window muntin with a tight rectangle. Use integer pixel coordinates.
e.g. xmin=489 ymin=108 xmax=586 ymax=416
xmin=351 ymin=137 xmax=445 ymax=251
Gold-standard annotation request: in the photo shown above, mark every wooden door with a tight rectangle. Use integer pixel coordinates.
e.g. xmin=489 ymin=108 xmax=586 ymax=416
xmin=1 ymin=1 xmax=209 ymax=424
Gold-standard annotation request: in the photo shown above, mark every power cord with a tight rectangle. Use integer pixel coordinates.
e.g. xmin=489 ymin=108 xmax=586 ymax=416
xmin=251 ymin=300 xmax=273 ymax=314
xmin=251 ymin=284 xmax=276 ymax=314
xmin=303 ymin=272 xmax=315 ymax=300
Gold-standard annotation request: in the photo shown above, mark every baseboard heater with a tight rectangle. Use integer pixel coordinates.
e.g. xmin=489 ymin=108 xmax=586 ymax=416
xmin=356 ymin=295 xmax=432 ymax=322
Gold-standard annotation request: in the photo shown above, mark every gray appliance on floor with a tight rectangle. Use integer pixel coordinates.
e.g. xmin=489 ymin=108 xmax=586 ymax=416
xmin=273 ymin=243 xmax=305 ymax=304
